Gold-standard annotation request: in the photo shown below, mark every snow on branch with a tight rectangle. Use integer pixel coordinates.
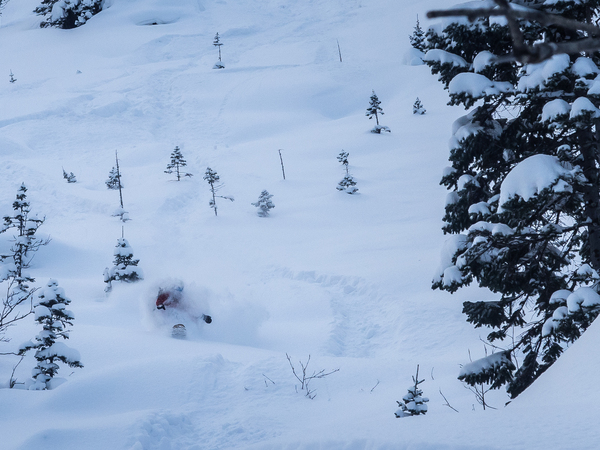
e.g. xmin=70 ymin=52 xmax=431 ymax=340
xmin=427 ymin=0 xmax=600 ymax=64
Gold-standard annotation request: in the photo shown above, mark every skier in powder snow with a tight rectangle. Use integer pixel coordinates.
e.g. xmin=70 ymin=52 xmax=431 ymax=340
xmin=155 ymin=285 xmax=212 ymax=323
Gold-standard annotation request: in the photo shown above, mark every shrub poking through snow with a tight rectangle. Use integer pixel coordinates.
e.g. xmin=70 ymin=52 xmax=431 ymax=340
xmin=413 ymin=97 xmax=426 ymax=115
xmin=252 ymin=190 xmax=275 ymax=217
xmin=35 ymin=0 xmax=103 ymax=29
xmin=9 ymin=70 xmax=16 ymax=83
xmin=203 ymin=167 xmax=234 ymax=216
xmin=395 ymin=365 xmax=429 ymax=417
xmin=104 ymin=237 xmax=143 ymax=293
xmin=336 ymin=151 xmax=358 ymax=194
xmin=366 ymin=90 xmax=390 ymax=133
xmin=286 ymin=353 xmax=339 ymax=399
xmin=62 ymin=168 xmax=77 ymax=183
xmin=213 ymin=32 xmax=225 ymax=69
xmin=19 ymin=279 xmax=82 ymax=390
xmin=164 ymin=146 xmax=192 ymax=181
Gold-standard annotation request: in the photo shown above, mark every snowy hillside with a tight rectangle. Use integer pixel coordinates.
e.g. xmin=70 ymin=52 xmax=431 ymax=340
xmin=0 ymin=0 xmax=598 ymax=449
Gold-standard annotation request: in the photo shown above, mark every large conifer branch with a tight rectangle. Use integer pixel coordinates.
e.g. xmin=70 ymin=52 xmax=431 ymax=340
xmin=427 ymin=0 xmax=600 ymax=63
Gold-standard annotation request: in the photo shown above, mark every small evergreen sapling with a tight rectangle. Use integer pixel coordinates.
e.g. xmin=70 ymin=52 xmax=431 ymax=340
xmin=213 ymin=32 xmax=225 ymax=69
xmin=336 ymin=151 xmax=358 ymax=194
xmin=252 ymin=190 xmax=275 ymax=217
xmin=9 ymin=70 xmax=16 ymax=83
xmin=104 ymin=236 xmax=143 ymax=293
xmin=62 ymin=167 xmax=77 ymax=183
xmin=366 ymin=90 xmax=390 ymax=133
xmin=164 ymin=146 xmax=192 ymax=181
xmin=203 ymin=167 xmax=234 ymax=216
xmin=413 ymin=97 xmax=426 ymax=115
xmin=106 ymin=167 xmax=121 ymax=190
xmin=409 ymin=15 xmax=426 ymax=52
xmin=395 ymin=365 xmax=429 ymax=417
xmin=108 ymin=150 xmax=129 ymax=221
xmin=2 ymin=183 xmax=50 ymax=279
xmin=0 ymin=184 xmax=50 ymax=342
xmin=18 ymin=279 xmax=82 ymax=390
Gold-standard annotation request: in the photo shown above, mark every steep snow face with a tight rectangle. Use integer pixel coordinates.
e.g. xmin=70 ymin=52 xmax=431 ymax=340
xmin=0 ymin=0 xmax=599 ymax=449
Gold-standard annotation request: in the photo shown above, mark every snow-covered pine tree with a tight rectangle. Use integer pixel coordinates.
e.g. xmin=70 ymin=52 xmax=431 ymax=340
xmin=252 ymin=190 xmax=275 ymax=217
xmin=18 ymin=279 xmax=82 ymax=390
xmin=2 ymin=183 xmax=49 ymax=280
xmin=109 ymin=150 xmax=129 ymax=222
xmin=0 ymin=184 xmax=49 ymax=342
xmin=336 ymin=151 xmax=358 ymax=194
xmin=425 ymin=0 xmax=600 ymax=397
xmin=366 ymin=90 xmax=390 ymax=133
xmin=104 ymin=237 xmax=142 ymax=292
xmin=62 ymin=168 xmax=77 ymax=183
xmin=35 ymin=0 xmax=103 ymax=29
xmin=413 ymin=97 xmax=426 ymax=115
xmin=9 ymin=70 xmax=16 ymax=83
xmin=409 ymin=15 xmax=426 ymax=52
xmin=213 ymin=32 xmax=225 ymax=69
xmin=106 ymin=167 xmax=122 ymax=190
xmin=165 ymin=146 xmax=192 ymax=181
xmin=203 ymin=167 xmax=234 ymax=216
xmin=395 ymin=365 xmax=429 ymax=418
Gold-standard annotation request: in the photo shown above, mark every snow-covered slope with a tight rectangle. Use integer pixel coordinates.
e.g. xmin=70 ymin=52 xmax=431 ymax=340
xmin=0 ymin=1 xmax=597 ymax=449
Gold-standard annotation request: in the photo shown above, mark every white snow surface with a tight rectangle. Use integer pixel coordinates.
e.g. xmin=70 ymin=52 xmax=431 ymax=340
xmin=0 ymin=0 xmax=599 ymax=449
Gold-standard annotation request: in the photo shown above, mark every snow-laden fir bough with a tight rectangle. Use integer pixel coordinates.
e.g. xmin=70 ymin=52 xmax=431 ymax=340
xmin=34 ymin=0 xmax=103 ymax=29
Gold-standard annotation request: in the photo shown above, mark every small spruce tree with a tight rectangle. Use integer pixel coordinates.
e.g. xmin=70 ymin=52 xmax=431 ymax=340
xmin=409 ymin=15 xmax=426 ymax=52
xmin=109 ymin=150 xmax=129 ymax=222
xmin=213 ymin=32 xmax=225 ymax=69
xmin=413 ymin=97 xmax=426 ymax=115
xmin=2 ymin=183 xmax=49 ymax=279
xmin=366 ymin=90 xmax=390 ymax=133
xmin=9 ymin=70 xmax=16 ymax=83
xmin=0 ymin=184 xmax=49 ymax=342
xmin=104 ymin=236 xmax=143 ymax=292
xmin=203 ymin=167 xmax=234 ymax=216
xmin=106 ymin=167 xmax=121 ymax=190
xmin=62 ymin=168 xmax=77 ymax=183
xmin=18 ymin=279 xmax=82 ymax=390
xmin=336 ymin=151 xmax=358 ymax=194
xmin=252 ymin=190 xmax=275 ymax=217
xmin=165 ymin=146 xmax=192 ymax=181
xmin=395 ymin=365 xmax=429 ymax=418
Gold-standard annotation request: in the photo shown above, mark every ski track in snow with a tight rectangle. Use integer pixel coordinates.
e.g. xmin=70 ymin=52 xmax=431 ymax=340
xmin=272 ymin=268 xmax=385 ymax=358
